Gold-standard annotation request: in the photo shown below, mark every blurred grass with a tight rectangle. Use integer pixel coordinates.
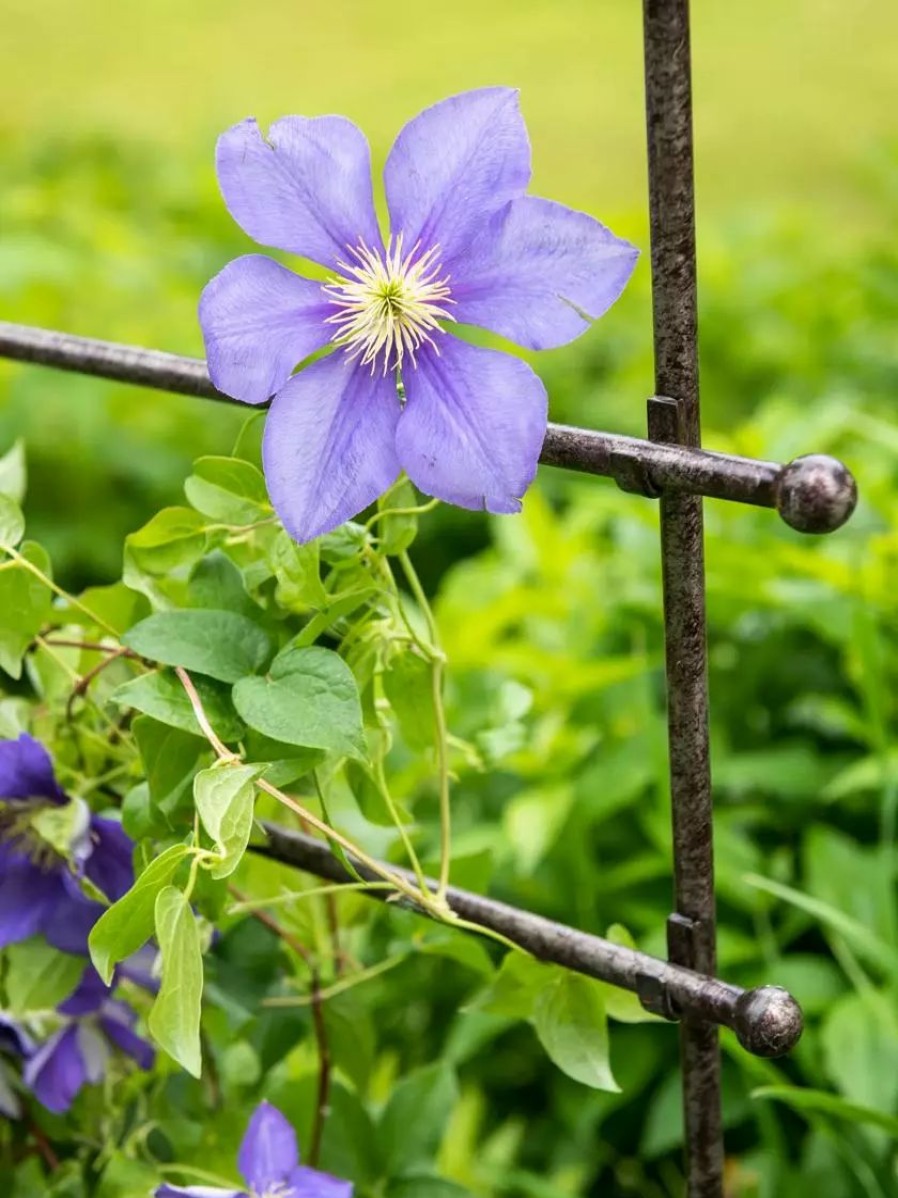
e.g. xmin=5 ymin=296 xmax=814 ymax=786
xmin=1 ymin=0 xmax=897 ymax=227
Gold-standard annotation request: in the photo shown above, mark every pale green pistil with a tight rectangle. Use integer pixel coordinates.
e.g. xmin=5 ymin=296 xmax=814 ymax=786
xmin=324 ymin=236 xmax=455 ymax=374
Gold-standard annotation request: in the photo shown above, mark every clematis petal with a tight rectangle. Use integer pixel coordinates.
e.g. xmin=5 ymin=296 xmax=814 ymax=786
xmin=44 ymin=873 xmax=104 ymax=955
xmin=99 ymin=1005 xmax=155 ymax=1070
xmin=0 ymin=1012 xmax=34 ymax=1059
xmin=237 ymin=1101 xmax=298 ymax=1190
xmin=199 ymin=255 xmax=334 ymax=405
xmin=76 ymin=1022 xmax=111 ymax=1085
xmin=287 ymin=1165 xmax=354 ymax=1197
xmin=154 ymin=1187 xmax=245 ymax=1198
xmin=118 ymin=942 xmax=160 ymax=994
xmin=216 ymin=116 xmax=382 ymax=270
xmin=384 ymin=87 xmax=531 ymax=270
xmin=262 ymin=353 xmax=401 ymax=543
xmin=0 ymin=852 xmax=65 ymax=949
xmin=59 ymin=965 xmax=109 ymax=1017
xmin=0 ymin=733 xmax=66 ymax=804
xmin=397 ymin=337 xmax=547 ymax=513
xmin=83 ymin=814 xmax=134 ymax=902
xmin=451 ymin=196 xmax=639 ymax=350
xmin=23 ymin=1024 xmax=87 ymax=1114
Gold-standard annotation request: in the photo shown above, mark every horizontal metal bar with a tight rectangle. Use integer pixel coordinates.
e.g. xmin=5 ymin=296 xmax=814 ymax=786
xmin=0 ymin=321 xmax=857 ymax=533
xmin=256 ymin=821 xmax=802 ymax=1059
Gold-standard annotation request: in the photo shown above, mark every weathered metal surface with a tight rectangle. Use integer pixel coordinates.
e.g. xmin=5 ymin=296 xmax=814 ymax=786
xmin=644 ymin=0 xmax=724 ymax=1190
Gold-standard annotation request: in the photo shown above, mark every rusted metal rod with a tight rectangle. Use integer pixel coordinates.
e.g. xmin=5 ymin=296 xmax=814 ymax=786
xmin=255 ymin=821 xmax=802 ymax=1058
xmin=0 ymin=320 xmax=856 ymax=533
xmin=644 ymin=0 xmax=721 ymax=1192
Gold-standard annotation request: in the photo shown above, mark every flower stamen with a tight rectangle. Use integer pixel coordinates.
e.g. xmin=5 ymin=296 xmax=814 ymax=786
xmin=324 ymin=234 xmax=455 ymax=374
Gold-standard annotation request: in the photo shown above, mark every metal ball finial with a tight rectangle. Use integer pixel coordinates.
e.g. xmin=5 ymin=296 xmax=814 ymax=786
xmin=775 ymin=454 xmax=858 ymax=534
xmin=733 ymin=986 xmax=804 ymax=1058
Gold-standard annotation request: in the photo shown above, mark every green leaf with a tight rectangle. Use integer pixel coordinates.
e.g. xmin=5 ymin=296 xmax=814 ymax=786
xmin=232 ymin=645 xmax=366 ymax=759
xmin=121 ymin=782 xmax=164 ymax=840
xmin=149 ymin=886 xmax=204 ymax=1077
xmin=269 ymin=531 xmax=327 ymax=610
xmin=194 ymin=763 xmax=263 ymax=878
xmin=0 ymin=541 xmax=53 ymax=679
xmin=188 ymin=552 xmax=259 ymax=617
xmin=323 ymin=995 xmax=376 ymax=1093
xmin=95 ymin=1157 xmax=161 ymax=1198
xmin=125 ymin=507 xmax=209 ymax=577
xmin=416 ymin=929 xmax=495 ymax=977
xmin=379 ymin=1062 xmax=459 ymax=1176
xmin=184 ymin=455 xmax=270 ymax=524
xmin=133 ymin=715 xmax=204 ymax=820
xmin=471 ymin=950 xmax=548 ymax=1019
xmin=598 ymin=925 xmax=661 ymax=1024
xmin=0 ymin=494 xmax=25 ymax=547
xmin=503 ymin=783 xmax=574 ymax=875
xmin=62 ymin=581 xmax=150 ymax=634
xmin=89 ymin=843 xmax=193 ymax=983
xmin=345 ymin=759 xmax=407 ymax=826
xmin=0 ymin=439 xmax=26 ymax=503
xmin=386 ymin=1179 xmax=471 ymax=1198
xmin=242 ymin=730 xmax=325 ymax=788
xmin=752 ymin=1084 xmax=898 ymax=1138
xmin=123 ymin=609 xmax=271 ymax=683
xmin=111 ymin=670 xmax=244 ymax=743
xmin=320 ymin=521 xmax=370 ymax=563
xmin=533 ymin=971 xmax=619 ymax=1091
xmin=383 ymin=650 xmax=436 ymax=751
xmin=744 ymin=873 xmax=895 ymax=976
xmin=821 ymin=991 xmax=898 ymax=1111
xmin=290 ymin=587 xmax=379 ymax=649
xmin=377 ymin=478 xmax=419 ymax=556
xmin=5 ymin=939 xmax=84 ymax=1013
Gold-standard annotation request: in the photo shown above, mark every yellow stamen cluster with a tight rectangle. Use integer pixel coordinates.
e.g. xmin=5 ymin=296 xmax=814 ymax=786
xmin=324 ymin=236 xmax=454 ymax=374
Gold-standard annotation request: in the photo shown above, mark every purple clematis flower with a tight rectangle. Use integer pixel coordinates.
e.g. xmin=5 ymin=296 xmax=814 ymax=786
xmin=22 ymin=966 xmax=154 ymax=1114
xmin=155 ymin=1101 xmax=351 ymax=1198
xmin=0 ymin=734 xmax=134 ymax=953
xmin=200 ymin=87 xmax=637 ymax=542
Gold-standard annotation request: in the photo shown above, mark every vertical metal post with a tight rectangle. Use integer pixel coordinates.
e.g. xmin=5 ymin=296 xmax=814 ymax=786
xmin=643 ymin=1 xmax=724 ymax=1195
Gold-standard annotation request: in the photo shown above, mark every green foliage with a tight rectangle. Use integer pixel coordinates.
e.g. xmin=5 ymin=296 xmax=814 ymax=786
xmin=4 ymin=940 xmax=84 ymax=1014
xmin=149 ymin=886 xmax=204 ymax=1077
xmin=0 ymin=123 xmax=897 ymax=1196
xmin=89 ymin=844 xmax=193 ymax=983
xmin=194 ymin=763 xmax=263 ymax=878
xmin=533 ymin=973 xmax=618 ymax=1093
xmin=232 ymin=646 xmax=366 ymax=759
xmin=123 ymin=609 xmax=272 ymax=683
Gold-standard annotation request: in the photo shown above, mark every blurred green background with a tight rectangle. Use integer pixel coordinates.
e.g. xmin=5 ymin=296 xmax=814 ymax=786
xmin=1 ymin=1 xmax=897 ymax=1194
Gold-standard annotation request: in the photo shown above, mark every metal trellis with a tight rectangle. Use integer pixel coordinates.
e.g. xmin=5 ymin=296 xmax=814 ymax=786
xmin=0 ymin=2 xmax=860 ymax=1192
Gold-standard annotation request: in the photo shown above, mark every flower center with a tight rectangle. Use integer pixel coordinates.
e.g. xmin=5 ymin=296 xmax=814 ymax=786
xmin=324 ymin=236 xmax=454 ymax=374
xmin=0 ymin=801 xmax=63 ymax=868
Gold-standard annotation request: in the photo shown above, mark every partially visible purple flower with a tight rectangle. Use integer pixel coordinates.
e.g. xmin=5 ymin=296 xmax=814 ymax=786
xmin=23 ymin=983 xmax=153 ymax=1114
xmin=200 ymin=87 xmax=638 ymax=543
xmin=0 ymin=734 xmax=134 ymax=952
xmin=155 ymin=1101 xmax=352 ymax=1197
xmin=0 ymin=1013 xmax=34 ymax=1119
xmin=0 ymin=734 xmax=67 ymax=804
